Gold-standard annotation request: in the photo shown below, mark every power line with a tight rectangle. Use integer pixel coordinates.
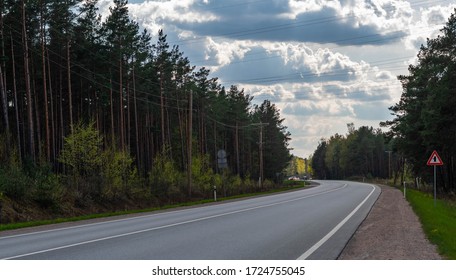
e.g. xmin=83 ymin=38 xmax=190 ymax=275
xmin=3 ymin=0 xmax=453 ymax=108
xmin=3 ymin=20 xmax=197 ymax=107
xmin=166 ymin=0 xmax=453 ymax=47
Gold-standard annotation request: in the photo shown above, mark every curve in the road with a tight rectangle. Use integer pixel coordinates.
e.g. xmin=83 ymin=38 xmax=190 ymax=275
xmin=0 ymin=181 xmax=380 ymax=260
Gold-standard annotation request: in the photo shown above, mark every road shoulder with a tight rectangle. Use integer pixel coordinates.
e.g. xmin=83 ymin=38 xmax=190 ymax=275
xmin=338 ymin=184 xmax=441 ymax=260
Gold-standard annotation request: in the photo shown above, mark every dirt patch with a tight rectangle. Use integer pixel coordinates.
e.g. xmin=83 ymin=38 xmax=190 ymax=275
xmin=338 ymin=185 xmax=441 ymax=260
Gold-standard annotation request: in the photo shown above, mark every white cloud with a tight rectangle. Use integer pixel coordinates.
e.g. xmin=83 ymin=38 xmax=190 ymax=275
xmin=287 ymin=0 xmax=413 ymax=34
xmin=95 ymin=0 xmax=455 ymax=158
xmin=405 ymin=4 xmax=454 ymax=50
xmin=203 ymin=38 xmax=253 ymax=69
xmin=350 ymin=0 xmax=413 ymax=31
xmin=125 ymin=0 xmax=217 ymax=35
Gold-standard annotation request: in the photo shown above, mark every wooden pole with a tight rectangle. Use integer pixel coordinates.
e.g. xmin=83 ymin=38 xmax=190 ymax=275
xmin=188 ymin=90 xmax=193 ymax=196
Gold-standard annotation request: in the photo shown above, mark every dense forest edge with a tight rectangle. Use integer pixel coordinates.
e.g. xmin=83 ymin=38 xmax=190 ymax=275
xmin=311 ymin=10 xmax=456 ymax=198
xmin=0 ymin=0 xmax=293 ymax=224
xmin=310 ymin=10 xmax=456 ymax=259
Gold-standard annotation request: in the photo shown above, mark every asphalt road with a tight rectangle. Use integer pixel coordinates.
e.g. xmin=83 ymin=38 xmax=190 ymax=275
xmin=0 ymin=181 xmax=380 ymax=260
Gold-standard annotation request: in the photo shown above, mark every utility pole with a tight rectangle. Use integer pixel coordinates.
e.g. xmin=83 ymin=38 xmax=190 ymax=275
xmin=187 ymin=89 xmax=193 ymax=197
xmin=259 ymin=123 xmax=264 ymax=188
xmin=235 ymin=122 xmax=240 ymax=175
xmin=249 ymin=122 xmax=268 ymax=188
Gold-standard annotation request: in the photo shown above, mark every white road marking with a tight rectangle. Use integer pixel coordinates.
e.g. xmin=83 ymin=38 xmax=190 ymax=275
xmin=3 ymin=184 xmax=348 ymax=260
xmin=297 ymin=184 xmax=377 ymax=260
xmin=0 ymin=183 xmax=345 ymax=241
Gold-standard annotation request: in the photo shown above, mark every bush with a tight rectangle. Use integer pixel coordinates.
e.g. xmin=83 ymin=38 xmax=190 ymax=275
xmin=242 ymin=176 xmax=257 ymax=193
xmin=0 ymin=167 xmax=31 ymax=199
xmin=33 ymin=172 xmax=63 ymax=209
xmin=224 ymin=174 xmax=242 ymax=196
xmin=191 ymin=155 xmax=214 ymax=195
xmin=150 ymin=151 xmax=183 ymax=200
xmin=59 ymin=122 xmax=103 ymax=175
xmin=0 ymin=141 xmax=30 ymax=199
xmin=101 ymin=147 xmax=138 ymax=201
xmin=59 ymin=121 xmax=103 ymax=196
xmin=262 ymin=179 xmax=275 ymax=190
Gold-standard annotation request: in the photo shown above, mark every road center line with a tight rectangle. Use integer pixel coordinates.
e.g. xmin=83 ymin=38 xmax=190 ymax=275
xmin=3 ymin=184 xmax=347 ymax=260
xmin=297 ymin=184 xmax=377 ymax=260
xmin=0 ymin=183 xmax=346 ymax=241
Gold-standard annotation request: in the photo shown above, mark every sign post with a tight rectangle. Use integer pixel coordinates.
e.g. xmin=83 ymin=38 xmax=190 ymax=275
xmin=426 ymin=150 xmax=443 ymax=207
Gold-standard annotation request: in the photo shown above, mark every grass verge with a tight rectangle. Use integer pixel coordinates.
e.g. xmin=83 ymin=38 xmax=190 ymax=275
xmin=406 ymin=189 xmax=456 ymax=259
xmin=0 ymin=181 xmax=310 ymax=232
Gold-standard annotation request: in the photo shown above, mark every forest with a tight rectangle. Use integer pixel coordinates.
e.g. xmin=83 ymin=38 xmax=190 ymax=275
xmin=311 ymin=124 xmax=389 ymax=181
xmin=312 ymin=10 xmax=456 ymax=194
xmin=0 ymin=0 xmax=291 ymax=222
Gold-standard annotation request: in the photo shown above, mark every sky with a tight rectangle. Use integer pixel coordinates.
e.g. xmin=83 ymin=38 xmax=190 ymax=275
xmin=98 ymin=0 xmax=456 ymax=158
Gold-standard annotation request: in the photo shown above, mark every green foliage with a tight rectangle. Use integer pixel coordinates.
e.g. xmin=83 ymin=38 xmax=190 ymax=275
xmin=212 ymin=171 xmax=252 ymax=196
xmin=32 ymin=170 xmax=63 ymax=209
xmin=312 ymin=140 xmax=329 ymax=179
xmin=286 ymin=156 xmax=312 ymax=176
xmin=191 ymin=154 xmax=214 ymax=194
xmin=0 ymin=166 xmax=31 ymax=200
xmin=0 ymin=1 xmax=295 ymax=222
xmin=101 ymin=147 xmax=139 ymax=201
xmin=384 ymin=10 xmax=456 ymax=191
xmin=150 ymin=150 xmax=183 ymax=199
xmin=252 ymin=100 xmax=292 ymax=180
xmin=59 ymin=121 xmax=103 ymax=178
xmin=229 ymin=175 xmax=243 ymax=193
xmin=241 ymin=176 xmax=257 ymax=193
xmin=312 ymin=125 xmax=387 ymax=180
xmin=262 ymin=179 xmax=275 ymax=190
xmin=0 ymin=159 xmax=63 ymax=208
xmin=0 ymin=139 xmax=29 ymax=199
xmin=407 ymin=189 xmax=456 ymax=259
xmin=58 ymin=121 xmax=104 ymax=200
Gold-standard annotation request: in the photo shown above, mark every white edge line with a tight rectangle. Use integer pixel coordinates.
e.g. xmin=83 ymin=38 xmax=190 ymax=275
xmin=3 ymin=184 xmax=348 ymax=260
xmin=297 ymin=184 xmax=377 ymax=260
xmin=0 ymin=183 xmax=346 ymax=241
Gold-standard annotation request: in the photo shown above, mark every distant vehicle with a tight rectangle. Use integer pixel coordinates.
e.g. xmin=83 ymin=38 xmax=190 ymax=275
xmin=288 ymin=176 xmax=300 ymax=181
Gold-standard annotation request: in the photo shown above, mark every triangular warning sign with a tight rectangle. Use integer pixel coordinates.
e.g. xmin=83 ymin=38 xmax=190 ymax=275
xmin=427 ymin=150 xmax=443 ymax=166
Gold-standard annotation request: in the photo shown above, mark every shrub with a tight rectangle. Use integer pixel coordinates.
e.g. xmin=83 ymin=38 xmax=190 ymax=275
xmin=150 ymin=150 xmax=183 ymax=200
xmin=101 ymin=147 xmax=139 ymax=201
xmin=191 ymin=155 xmax=214 ymax=195
xmin=58 ymin=121 xmax=106 ymax=200
xmin=33 ymin=172 xmax=63 ymax=209
xmin=0 ymin=167 xmax=31 ymax=199
xmin=262 ymin=179 xmax=275 ymax=190
xmin=59 ymin=121 xmax=103 ymax=193
xmin=224 ymin=174 xmax=242 ymax=196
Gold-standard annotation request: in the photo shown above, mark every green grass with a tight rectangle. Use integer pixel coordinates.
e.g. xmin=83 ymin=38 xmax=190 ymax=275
xmin=0 ymin=182 xmax=309 ymax=232
xmin=406 ymin=189 xmax=456 ymax=259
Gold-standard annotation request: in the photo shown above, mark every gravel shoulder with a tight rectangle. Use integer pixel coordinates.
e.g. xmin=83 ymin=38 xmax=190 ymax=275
xmin=338 ymin=184 xmax=441 ymax=260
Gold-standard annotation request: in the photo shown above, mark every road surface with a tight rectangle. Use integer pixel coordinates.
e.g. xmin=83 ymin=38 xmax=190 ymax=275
xmin=0 ymin=181 xmax=380 ymax=260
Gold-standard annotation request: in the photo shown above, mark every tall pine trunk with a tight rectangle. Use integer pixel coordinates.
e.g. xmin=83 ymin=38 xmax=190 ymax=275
xmin=0 ymin=11 xmax=9 ymax=138
xmin=160 ymin=72 xmax=165 ymax=149
xmin=0 ymin=64 xmax=8 ymax=135
xmin=67 ymin=39 xmax=73 ymax=133
xmin=10 ymin=32 xmax=22 ymax=162
xmin=132 ymin=65 xmax=140 ymax=171
xmin=40 ymin=3 xmax=50 ymax=161
xmin=110 ymin=77 xmax=115 ymax=145
xmin=47 ymin=48 xmax=56 ymax=162
xmin=22 ymin=0 xmax=35 ymax=161
xmin=119 ymin=49 xmax=125 ymax=150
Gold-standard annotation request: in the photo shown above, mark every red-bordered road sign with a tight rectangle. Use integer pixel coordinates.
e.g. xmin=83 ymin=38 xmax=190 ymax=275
xmin=427 ymin=150 xmax=444 ymax=166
